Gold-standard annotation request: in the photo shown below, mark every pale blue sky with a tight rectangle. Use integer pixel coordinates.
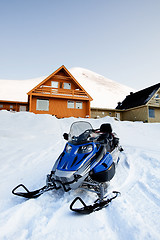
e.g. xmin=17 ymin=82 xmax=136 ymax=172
xmin=0 ymin=0 xmax=160 ymax=90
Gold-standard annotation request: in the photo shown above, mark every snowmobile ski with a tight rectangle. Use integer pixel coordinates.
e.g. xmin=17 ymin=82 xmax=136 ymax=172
xmin=12 ymin=184 xmax=59 ymax=199
xmin=70 ymin=191 xmax=120 ymax=214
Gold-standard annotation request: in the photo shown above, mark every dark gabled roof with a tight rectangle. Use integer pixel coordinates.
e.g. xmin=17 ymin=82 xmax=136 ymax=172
xmin=116 ymin=83 xmax=160 ymax=110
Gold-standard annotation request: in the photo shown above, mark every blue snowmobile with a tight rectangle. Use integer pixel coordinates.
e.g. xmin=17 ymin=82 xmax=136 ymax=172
xmin=12 ymin=121 xmax=123 ymax=214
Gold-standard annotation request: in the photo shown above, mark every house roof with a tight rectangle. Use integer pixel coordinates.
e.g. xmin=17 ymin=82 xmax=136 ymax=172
xmin=27 ymin=65 xmax=93 ymax=101
xmin=116 ymin=83 xmax=160 ymax=110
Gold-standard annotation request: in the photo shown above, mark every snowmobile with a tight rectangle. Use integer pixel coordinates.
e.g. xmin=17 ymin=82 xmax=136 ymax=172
xmin=12 ymin=121 xmax=123 ymax=214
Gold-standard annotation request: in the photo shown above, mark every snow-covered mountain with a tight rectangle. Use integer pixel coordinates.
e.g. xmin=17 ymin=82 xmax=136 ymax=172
xmin=0 ymin=111 xmax=160 ymax=239
xmin=70 ymin=67 xmax=135 ymax=108
xmin=0 ymin=67 xmax=135 ymax=108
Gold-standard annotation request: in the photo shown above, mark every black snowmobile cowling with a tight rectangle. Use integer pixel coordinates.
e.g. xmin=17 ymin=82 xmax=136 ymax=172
xmin=12 ymin=121 xmax=123 ymax=214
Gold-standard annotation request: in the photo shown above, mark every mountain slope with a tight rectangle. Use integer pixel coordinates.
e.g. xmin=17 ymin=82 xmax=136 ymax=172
xmin=70 ymin=67 xmax=135 ymax=108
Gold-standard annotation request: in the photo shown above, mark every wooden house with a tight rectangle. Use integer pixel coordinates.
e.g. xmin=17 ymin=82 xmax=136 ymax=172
xmin=116 ymin=83 xmax=160 ymax=123
xmin=27 ymin=65 xmax=93 ymax=118
xmin=91 ymin=107 xmax=122 ymax=120
xmin=0 ymin=100 xmax=28 ymax=112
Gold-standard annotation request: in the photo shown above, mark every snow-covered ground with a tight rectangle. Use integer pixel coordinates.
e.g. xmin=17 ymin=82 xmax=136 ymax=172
xmin=0 ymin=111 xmax=160 ymax=240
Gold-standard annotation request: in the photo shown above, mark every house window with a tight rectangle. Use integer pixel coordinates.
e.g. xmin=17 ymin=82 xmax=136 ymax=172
xmin=36 ymin=99 xmax=49 ymax=111
xmin=51 ymin=81 xmax=58 ymax=88
xmin=67 ymin=101 xmax=74 ymax=108
xmin=64 ymin=83 xmax=71 ymax=89
xmin=10 ymin=105 xmax=13 ymax=109
xmin=0 ymin=104 xmax=3 ymax=108
xmin=20 ymin=105 xmax=27 ymax=111
xmin=149 ymin=108 xmax=155 ymax=118
xmin=116 ymin=112 xmax=121 ymax=120
xmin=76 ymin=102 xmax=82 ymax=109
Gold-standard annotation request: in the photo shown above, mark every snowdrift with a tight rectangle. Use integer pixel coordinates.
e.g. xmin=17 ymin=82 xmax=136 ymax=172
xmin=0 ymin=111 xmax=160 ymax=240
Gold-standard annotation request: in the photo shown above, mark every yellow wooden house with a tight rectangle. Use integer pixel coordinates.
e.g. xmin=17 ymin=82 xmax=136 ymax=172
xmin=116 ymin=83 xmax=160 ymax=123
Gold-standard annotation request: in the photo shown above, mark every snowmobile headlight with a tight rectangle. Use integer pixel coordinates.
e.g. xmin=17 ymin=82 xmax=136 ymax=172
xmin=78 ymin=144 xmax=93 ymax=154
xmin=66 ymin=144 xmax=72 ymax=153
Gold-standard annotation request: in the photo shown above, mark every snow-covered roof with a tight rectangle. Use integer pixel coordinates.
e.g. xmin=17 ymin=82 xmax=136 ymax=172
xmin=0 ymin=67 xmax=135 ymax=108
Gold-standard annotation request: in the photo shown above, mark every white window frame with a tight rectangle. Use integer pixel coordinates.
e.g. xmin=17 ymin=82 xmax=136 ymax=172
xmin=64 ymin=82 xmax=71 ymax=89
xmin=36 ymin=99 xmax=49 ymax=111
xmin=51 ymin=81 xmax=58 ymax=88
xmin=76 ymin=102 xmax=83 ymax=109
xmin=67 ymin=101 xmax=74 ymax=109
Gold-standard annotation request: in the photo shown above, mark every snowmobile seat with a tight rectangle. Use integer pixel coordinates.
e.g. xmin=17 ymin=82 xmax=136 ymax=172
xmin=99 ymin=124 xmax=112 ymax=134
xmin=97 ymin=124 xmax=118 ymax=152
xmin=97 ymin=124 xmax=112 ymax=142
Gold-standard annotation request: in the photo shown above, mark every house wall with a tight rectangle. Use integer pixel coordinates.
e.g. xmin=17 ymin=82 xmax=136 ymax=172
xmin=122 ymin=106 xmax=148 ymax=122
xmin=40 ymin=69 xmax=79 ymax=91
xmin=29 ymin=96 xmax=89 ymax=118
xmin=0 ymin=101 xmax=28 ymax=112
xmin=91 ymin=108 xmax=122 ymax=120
xmin=148 ymin=89 xmax=160 ymax=108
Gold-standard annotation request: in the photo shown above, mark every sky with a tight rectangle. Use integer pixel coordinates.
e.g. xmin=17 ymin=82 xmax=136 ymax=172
xmin=0 ymin=0 xmax=160 ymax=90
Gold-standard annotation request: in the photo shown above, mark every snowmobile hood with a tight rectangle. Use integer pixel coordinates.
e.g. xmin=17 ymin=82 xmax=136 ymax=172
xmin=56 ymin=142 xmax=98 ymax=171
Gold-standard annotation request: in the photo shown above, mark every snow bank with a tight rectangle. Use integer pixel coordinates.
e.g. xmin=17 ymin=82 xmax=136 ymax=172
xmin=0 ymin=111 xmax=160 ymax=240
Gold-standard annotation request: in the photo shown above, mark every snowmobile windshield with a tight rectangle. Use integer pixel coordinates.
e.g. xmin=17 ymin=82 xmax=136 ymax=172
xmin=68 ymin=121 xmax=93 ymax=144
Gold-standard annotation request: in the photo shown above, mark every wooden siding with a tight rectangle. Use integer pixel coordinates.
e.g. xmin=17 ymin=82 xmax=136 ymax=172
xmin=31 ymin=88 xmax=89 ymax=100
xmin=29 ymin=96 xmax=89 ymax=118
xmin=148 ymin=89 xmax=160 ymax=107
xmin=32 ymin=72 xmax=89 ymax=100
xmin=122 ymin=105 xmax=148 ymax=122
xmin=0 ymin=100 xmax=28 ymax=112
xmin=28 ymin=66 xmax=92 ymax=101
xmin=91 ymin=108 xmax=122 ymax=120
xmin=147 ymin=88 xmax=160 ymax=122
xmin=28 ymin=66 xmax=92 ymax=118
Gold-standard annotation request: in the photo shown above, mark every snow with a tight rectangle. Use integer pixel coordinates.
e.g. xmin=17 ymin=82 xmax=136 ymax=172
xmin=0 ymin=67 xmax=135 ymax=108
xmin=70 ymin=67 xmax=135 ymax=108
xmin=0 ymin=110 xmax=160 ymax=240
xmin=0 ymin=77 xmax=44 ymax=102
